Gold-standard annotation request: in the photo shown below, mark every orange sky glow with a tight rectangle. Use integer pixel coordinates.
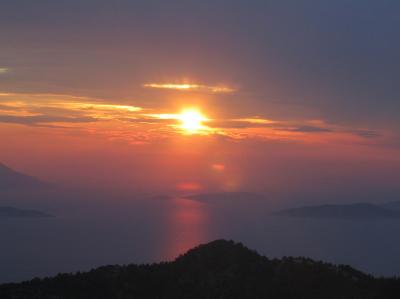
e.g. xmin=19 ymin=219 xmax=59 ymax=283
xmin=0 ymin=84 xmax=399 ymax=194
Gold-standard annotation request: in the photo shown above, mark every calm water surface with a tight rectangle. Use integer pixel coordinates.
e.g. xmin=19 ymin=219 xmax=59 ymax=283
xmin=1 ymin=197 xmax=400 ymax=283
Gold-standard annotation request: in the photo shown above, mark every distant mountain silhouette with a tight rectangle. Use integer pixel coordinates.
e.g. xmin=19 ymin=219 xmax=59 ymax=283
xmin=1 ymin=240 xmax=399 ymax=298
xmin=274 ymin=203 xmax=400 ymax=219
xmin=0 ymin=163 xmax=46 ymax=191
xmin=381 ymin=201 xmax=400 ymax=211
xmin=0 ymin=207 xmax=52 ymax=218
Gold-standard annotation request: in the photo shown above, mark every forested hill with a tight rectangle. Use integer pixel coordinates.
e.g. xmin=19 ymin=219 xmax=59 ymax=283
xmin=1 ymin=240 xmax=399 ymax=299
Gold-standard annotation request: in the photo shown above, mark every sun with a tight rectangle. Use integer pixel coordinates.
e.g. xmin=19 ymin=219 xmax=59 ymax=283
xmin=178 ymin=109 xmax=208 ymax=134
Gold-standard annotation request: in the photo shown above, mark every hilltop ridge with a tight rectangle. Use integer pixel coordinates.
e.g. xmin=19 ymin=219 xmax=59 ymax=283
xmin=1 ymin=239 xmax=399 ymax=298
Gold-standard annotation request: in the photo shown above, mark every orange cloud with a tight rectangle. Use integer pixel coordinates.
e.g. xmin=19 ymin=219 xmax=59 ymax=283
xmin=143 ymin=83 xmax=235 ymax=93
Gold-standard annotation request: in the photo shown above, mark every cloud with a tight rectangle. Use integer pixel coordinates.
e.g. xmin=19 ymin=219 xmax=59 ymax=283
xmin=207 ymin=119 xmax=332 ymax=134
xmin=0 ymin=114 xmax=97 ymax=126
xmin=119 ymin=117 xmax=176 ymax=125
xmin=275 ymin=125 xmax=332 ymax=133
xmin=143 ymin=83 xmax=235 ymax=94
xmin=350 ymin=130 xmax=381 ymax=139
xmin=0 ymin=68 xmax=9 ymax=74
xmin=0 ymin=92 xmax=143 ymax=128
xmin=0 ymin=91 xmax=386 ymax=145
xmin=0 ymin=92 xmax=143 ymax=122
xmin=0 ymin=104 xmax=19 ymax=111
xmin=207 ymin=119 xmax=274 ymax=129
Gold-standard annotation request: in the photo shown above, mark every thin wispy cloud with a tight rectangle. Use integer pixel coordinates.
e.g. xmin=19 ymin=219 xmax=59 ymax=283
xmin=0 ymin=114 xmax=96 ymax=126
xmin=0 ymin=92 xmax=142 ymax=118
xmin=143 ymin=83 xmax=235 ymax=94
xmin=349 ymin=130 xmax=382 ymax=139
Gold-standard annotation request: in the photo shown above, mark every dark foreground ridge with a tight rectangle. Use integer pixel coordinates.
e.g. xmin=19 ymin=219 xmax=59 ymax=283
xmin=1 ymin=240 xmax=399 ymax=299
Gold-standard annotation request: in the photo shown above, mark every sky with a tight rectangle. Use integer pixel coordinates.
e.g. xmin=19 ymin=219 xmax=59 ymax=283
xmin=0 ymin=0 xmax=400 ymax=200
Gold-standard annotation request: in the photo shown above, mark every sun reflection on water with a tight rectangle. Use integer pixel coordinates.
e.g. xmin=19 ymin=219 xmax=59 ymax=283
xmin=161 ymin=198 xmax=208 ymax=260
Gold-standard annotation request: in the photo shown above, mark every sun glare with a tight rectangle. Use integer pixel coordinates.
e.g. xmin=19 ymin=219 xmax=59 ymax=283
xmin=178 ymin=109 xmax=208 ymax=134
